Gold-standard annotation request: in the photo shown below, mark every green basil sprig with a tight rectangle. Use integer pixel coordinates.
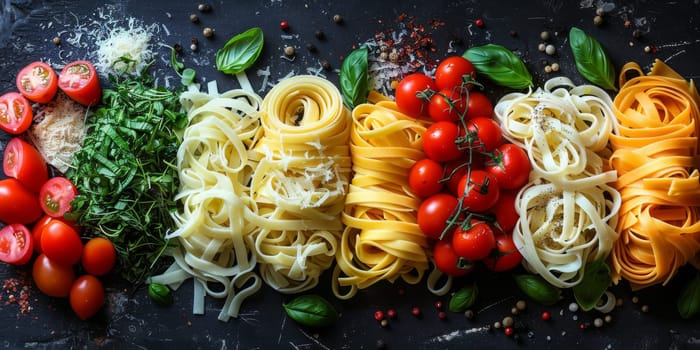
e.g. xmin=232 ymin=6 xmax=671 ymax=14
xmin=339 ymin=47 xmax=369 ymax=109
xmin=677 ymin=273 xmax=700 ymax=319
xmin=448 ymin=282 xmax=478 ymax=313
xmin=148 ymin=283 xmax=173 ymax=306
xmin=463 ymin=44 xmax=532 ymax=89
xmin=514 ymin=274 xmax=562 ymax=306
xmin=573 ymin=260 xmax=611 ymax=311
xmin=216 ymin=27 xmax=264 ymax=75
xmin=568 ymin=26 xmax=617 ymax=91
xmin=283 ymin=294 xmax=338 ymax=328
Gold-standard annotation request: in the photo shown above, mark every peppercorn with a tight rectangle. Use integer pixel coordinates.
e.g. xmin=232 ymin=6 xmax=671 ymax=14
xmin=544 ymin=65 xmax=552 ymax=73
xmin=515 ymin=300 xmax=527 ymax=311
xmin=321 ymin=60 xmax=331 ymax=70
xmin=437 ymin=311 xmax=447 ymax=320
xmin=333 ymin=14 xmax=343 ymax=24
xmin=502 ymin=316 xmax=514 ymax=328
xmin=387 ymin=309 xmax=397 ymax=319
xmin=379 ymin=52 xmax=389 ymax=61
xmin=504 ymin=327 xmax=514 ymax=336
xmin=434 ymin=301 xmax=443 ymax=310
xmin=198 ymin=3 xmax=212 ymax=12
xmin=374 ymin=310 xmax=385 ymax=321
xmin=315 ymin=30 xmax=326 ymax=40
xmin=190 ymin=37 xmax=199 ymax=52
xmin=190 ymin=14 xmax=199 ymax=23
xmin=203 ymin=27 xmax=214 ymax=38
xmin=284 ymin=46 xmax=295 ymax=57
xmin=411 ymin=306 xmax=421 ymax=317
xmin=540 ymin=31 xmax=551 ymax=41
xmin=551 ymin=63 xmax=560 ymax=72
xmin=376 ymin=339 xmax=387 ymax=349
xmin=475 ymin=18 xmax=484 ymax=27
xmin=632 ymin=29 xmax=642 ymax=38
xmin=306 ymin=43 xmax=317 ymax=52
xmin=509 ymin=30 xmax=518 ymax=37
xmin=388 ymin=51 xmax=399 ymax=63
xmin=545 ymin=44 xmax=556 ymax=55
xmin=593 ymin=15 xmax=604 ymax=26
xmin=174 ymin=43 xmax=183 ymax=52
xmin=464 ymin=309 xmax=475 ymax=319
xmin=538 ymin=43 xmax=546 ymax=52
xmin=52 ymin=37 xmax=61 ymax=45
xmin=280 ymin=20 xmax=289 ymax=31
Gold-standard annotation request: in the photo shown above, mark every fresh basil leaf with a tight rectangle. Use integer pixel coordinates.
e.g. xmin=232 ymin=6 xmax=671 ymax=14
xmin=463 ymin=44 xmax=532 ymax=89
xmin=568 ymin=26 xmax=617 ymax=91
xmin=573 ymin=260 xmax=611 ymax=311
xmin=677 ymin=273 xmax=700 ymax=319
xmin=448 ymin=282 xmax=478 ymax=312
xmin=339 ymin=47 xmax=369 ymax=109
xmin=216 ymin=27 xmax=264 ymax=75
xmin=283 ymin=294 xmax=338 ymax=328
xmin=514 ymin=274 xmax=562 ymax=306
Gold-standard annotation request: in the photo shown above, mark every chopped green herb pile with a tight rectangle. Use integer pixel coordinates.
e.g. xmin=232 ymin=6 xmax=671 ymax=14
xmin=65 ymin=68 xmax=187 ymax=284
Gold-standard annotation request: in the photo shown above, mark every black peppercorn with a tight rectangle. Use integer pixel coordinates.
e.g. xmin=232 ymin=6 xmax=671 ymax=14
xmin=315 ymin=30 xmax=326 ymax=40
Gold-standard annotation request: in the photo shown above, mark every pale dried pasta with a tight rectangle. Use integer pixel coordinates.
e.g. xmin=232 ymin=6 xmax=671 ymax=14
xmin=332 ymin=94 xmax=432 ymax=299
xmin=248 ymin=75 xmax=352 ymax=293
xmin=494 ymin=77 xmax=621 ymax=288
xmin=150 ymin=83 xmax=263 ymax=321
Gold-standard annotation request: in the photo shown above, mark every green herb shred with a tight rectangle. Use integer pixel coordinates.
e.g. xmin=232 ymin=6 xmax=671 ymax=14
xmin=65 ymin=66 xmax=187 ymax=284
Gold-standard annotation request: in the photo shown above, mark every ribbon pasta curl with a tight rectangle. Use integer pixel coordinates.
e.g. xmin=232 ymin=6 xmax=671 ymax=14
xmin=332 ymin=94 xmax=432 ymax=299
xmin=494 ymin=77 xmax=621 ymax=288
xmin=249 ymin=75 xmax=352 ymax=293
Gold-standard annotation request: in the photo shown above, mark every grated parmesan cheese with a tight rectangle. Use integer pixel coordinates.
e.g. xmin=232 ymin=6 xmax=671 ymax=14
xmin=94 ymin=17 xmax=158 ymax=77
xmin=28 ymin=94 xmax=88 ymax=173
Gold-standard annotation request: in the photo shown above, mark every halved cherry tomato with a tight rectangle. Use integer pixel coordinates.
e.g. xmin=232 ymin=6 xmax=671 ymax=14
xmin=81 ymin=237 xmax=116 ymax=276
xmin=417 ymin=193 xmax=459 ymax=239
xmin=485 ymin=143 xmax=531 ymax=190
xmin=435 ymin=56 xmax=477 ymax=91
xmin=483 ymin=232 xmax=523 ymax=272
xmin=16 ymin=61 xmax=58 ymax=104
xmin=39 ymin=176 xmax=78 ymax=218
xmin=457 ymin=169 xmax=500 ymax=213
xmin=433 ymin=236 xmax=474 ymax=277
xmin=452 ymin=220 xmax=496 ymax=261
xmin=32 ymin=215 xmax=82 ymax=254
xmin=70 ymin=275 xmax=105 ymax=320
xmin=40 ymin=219 xmax=83 ymax=266
xmin=33 ymin=253 xmax=75 ymax=297
xmin=422 ymin=121 xmax=465 ymax=162
xmin=408 ymin=158 xmax=444 ymax=198
xmin=58 ymin=61 xmax=101 ymax=107
xmin=0 ymin=92 xmax=33 ymax=134
xmin=0 ymin=223 xmax=34 ymax=265
xmin=395 ymin=73 xmax=436 ymax=118
xmin=3 ymin=137 xmax=48 ymax=193
xmin=0 ymin=178 xmax=43 ymax=224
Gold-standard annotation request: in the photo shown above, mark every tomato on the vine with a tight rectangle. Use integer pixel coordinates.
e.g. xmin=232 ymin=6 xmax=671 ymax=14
xmin=466 ymin=116 xmax=503 ymax=152
xmin=417 ymin=193 xmax=458 ymax=239
xmin=16 ymin=61 xmax=58 ymax=104
xmin=0 ymin=178 xmax=43 ymax=224
xmin=39 ymin=176 xmax=78 ymax=218
xmin=3 ymin=137 xmax=49 ymax=193
xmin=457 ymin=169 xmax=500 ymax=213
xmin=422 ymin=121 xmax=465 ymax=162
xmin=0 ymin=223 xmax=34 ymax=265
xmin=58 ymin=60 xmax=101 ymax=107
xmin=81 ymin=237 xmax=116 ymax=276
xmin=490 ymin=189 xmax=519 ymax=233
xmin=409 ymin=158 xmax=444 ymax=198
xmin=0 ymin=92 xmax=33 ymax=135
xmin=452 ymin=220 xmax=496 ymax=261
xmin=395 ymin=73 xmax=436 ymax=118
xmin=433 ymin=237 xmax=474 ymax=277
xmin=465 ymin=91 xmax=494 ymax=119
xmin=40 ymin=219 xmax=83 ymax=266
xmin=428 ymin=88 xmax=467 ymax=123
xmin=483 ymin=232 xmax=523 ymax=272
xmin=442 ymin=160 xmax=468 ymax=196
xmin=485 ymin=143 xmax=531 ymax=190
xmin=69 ymin=275 xmax=105 ymax=320
xmin=435 ymin=56 xmax=477 ymax=91
xmin=33 ymin=253 xmax=75 ymax=297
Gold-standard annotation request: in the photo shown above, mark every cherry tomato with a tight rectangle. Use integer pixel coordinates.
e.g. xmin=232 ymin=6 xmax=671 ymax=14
xmin=457 ymin=169 xmax=500 ymax=213
xmin=485 ymin=143 xmax=531 ymax=190
xmin=422 ymin=121 xmax=465 ymax=162
xmin=3 ymin=137 xmax=49 ymax=193
xmin=39 ymin=176 xmax=78 ymax=218
xmin=69 ymin=275 xmax=105 ymax=320
xmin=452 ymin=220 xmax=496 ymax=261
xmin=433 ymin=237 xmax=474 ymax=277
xmin=81 ymin=237 xmax=116 ymax=276
xmin=417 ymin=193 xmax=458 ymax=239
xmin=0 ymin=92 xmax=33 ymax=135
xmin=395 ymin=73 xmax=436 ymax=118
xmin=466 ymin=116 xmax=503 ymax=152
xmin=408 ymin=158 xmax=444 ymax=198
xmin=40 ymin=219 xmax=83 ymax=266
xmin=442 ymin=160 xmax=468 ymax=196
xmin=58 ymin=61 xmax=102 ymax=107
xmin=0 ymin=223 xmax=34 ymax=265
xmin=483 ymin=232 xmax=523 ymax=272
xmin=466 ymin=91 xmax=494 ymax=119
xmin=435 ymin=56 xmax=477 ymax=91
xmin=428 ymin=88 xmax=467 ymax=122
xmin=16 ymin=61 xmax=58 ymax=104
xmin=32 ymin=253 xmax=75 ymax=297
xmin=0 ymin=178 xmax=43 ymax=224
xmin=32 ymin=215 xmax=82 ymax=254
xmin=490 ymin=190 xmax=519 ymax=233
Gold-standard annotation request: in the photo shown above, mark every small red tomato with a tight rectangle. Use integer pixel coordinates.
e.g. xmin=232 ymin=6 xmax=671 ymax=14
xmin=40 ymin=219 xmax=83 ymax=266
xmin=466 ymin=91 xmax=494 ymax=120
xmin=422 ymin=121 xmax=465 ymax=162
xmin=58 ymin=61 xmax=101 ymax=107
xmin=70 ymin=275 xmax=105 ymax=320
xmin=417 ymin=193 xmax=459 ymax=239
xmin=0 ymin=223 xmax=34 ymax=265
xmin=409 ymin=158 xmax=444 ymax=197
xmin=16 ymin=61 xmax=58 ymax=104
xmin=452 ymin=220 xmax=496 ymax=261
xmin=483 ymin=232 xmax=523 ymax=272
xmin=0 ymin=178 xmax=43 ymax=224
xmin=395 ymin=73 xmax=436 ymax=118
xmin=32 ymin=215 xmax=82 ymax=254
xmin=428 ymin=88 xmax=467 ymax=122
xmin=0 ymin=92 xmax=33 ymax=135
xmin=435 ymin=56 xmax=477 ymax=91
xmin=485 ymin=143 xmax=531 ymax=190
xmin=433 ymin=237 xmax=474 ymax=277
xmin=466 ymin=116 xmax=503 ymax=152
xmin=81 ymin=237 xmax=117 ymax=276
xmin=3 ymin=137 xmax=49 ymax=193
xmin=457 ymin=169 xmax=500 ymax=213
xmin=490 ymin=190 xmax=519 ymax=233
xmin=32 ymin=253 xmax=75 ymax=297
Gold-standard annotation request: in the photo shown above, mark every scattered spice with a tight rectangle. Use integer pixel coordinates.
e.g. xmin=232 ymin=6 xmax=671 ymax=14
xmin=52 ymin=36 xmax=61 ymax=45
xmin=437 ymin=311 xmax=447 ymax=320
xmin=203 ymin=27 xmax=214 ymax=38
xmin=189 ymin=14 xmax=199 ymax=23
xmin=374 ymin=310 xmax=385 ymax=321
xmin=284 ymin=45 xmax=295 ymax=57
xmin=545 ymin=44 xmax=556 ymax=55
xmin=411 ymin=306 xmax=422 ymax=317
xmin=333 ymin=14 xmax=344 ymax=24
xmin=315 ymin=30 xmax=326 ymax=40
xmin=387 ymin=309 xmax=397 ymax=319
xmin=321 ymin=60 xmax=331 ymax=70
xmin=2 ymin=273 xmax=33 ymax=317
xmin=380 ymin=319 xmax=389 ymax=328
xmin=475 ymin=18 xmax=485 ymax=27
xmin=515 ymin=300 xmax=527 ymax=311
xmin=540 ymin=31 xmax=551 ymax=41
xmin=306 ymin=43 xmax=317 ymax=52
xmin=434 ymin=300 xmax=443 ymax=310
xmin=541 ymin=311 xmax=551 ymax=321
xmin=197 ymin=3 xmax=212 ymax=12
xmin=593 ymin=15 xmax=604 ymax=26
xmin=280 ymin=20 xmax=289 ymax=31
xmin=504 ymin=327 xmax=514 ymax=336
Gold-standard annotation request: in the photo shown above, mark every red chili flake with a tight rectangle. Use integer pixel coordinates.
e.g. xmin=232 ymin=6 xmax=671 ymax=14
xmin=504 ymin=327 xmax=514 ymax=336
xmin=280 ymin=20 xmax=289 ymax=31
xmin=475 ymin=18 xmax=485 ymax=27
xmin=541 ymin=311 xmax=551 ymax=321
xmin=374 ymin=310 xmax=385 ymax=321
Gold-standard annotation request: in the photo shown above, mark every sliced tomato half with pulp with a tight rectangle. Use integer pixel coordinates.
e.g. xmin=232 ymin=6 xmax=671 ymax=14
xmin=3 ymin=137 xmax=48 ymax=193
xmin=58 ymin=60 xmax=101 ymax=107
xmin=39 ymin=177 xmax=78 ymax=218
xmin=0 ymin=92 xmax=33 ymax=135
xmin=16 ymin=61 xmax=58 ymax=104
xmin=0 ymin=223 xmax=34 ymax=265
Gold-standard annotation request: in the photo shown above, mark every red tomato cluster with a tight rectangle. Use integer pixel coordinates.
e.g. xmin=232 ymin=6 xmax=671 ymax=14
xmin=397 ymin=56 xmax=532 ymax=277
xmin=0 ymin=60 xmax=110 ymax=320
xmin=1 ymin=60 xmax=101 ymax=135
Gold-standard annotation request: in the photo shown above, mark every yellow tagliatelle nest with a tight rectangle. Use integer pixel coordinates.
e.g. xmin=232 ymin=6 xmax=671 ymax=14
xmin=608 ymin=59 xmax=700 ymax=290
